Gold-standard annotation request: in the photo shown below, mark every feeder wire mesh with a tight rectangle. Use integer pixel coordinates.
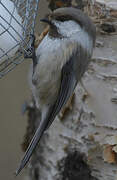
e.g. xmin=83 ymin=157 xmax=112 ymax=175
xmin=0 ymin=0 xmax=39 ymax=78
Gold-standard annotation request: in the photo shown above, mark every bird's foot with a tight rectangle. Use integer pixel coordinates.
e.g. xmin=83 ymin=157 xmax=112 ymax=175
xmin=24 ymin=26 xmax=49 ymax=59
xmin=59 ymin=93 xmax=75 ymax=120
xmin=24 ymin=34 xmax=36 ymax=59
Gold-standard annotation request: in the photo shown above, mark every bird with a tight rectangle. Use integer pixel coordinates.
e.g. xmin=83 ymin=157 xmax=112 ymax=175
xmin=16 ymin=7 xmax=96 ymax=175
xmin=0 ymin=0 xmax=22 ymax=62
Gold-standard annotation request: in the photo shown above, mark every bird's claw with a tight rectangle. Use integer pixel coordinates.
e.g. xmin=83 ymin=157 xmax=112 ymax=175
xmin=24 ymin=34 xmax=36 ymax=59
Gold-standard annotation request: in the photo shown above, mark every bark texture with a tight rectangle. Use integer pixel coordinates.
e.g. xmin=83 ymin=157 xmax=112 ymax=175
xmin=22 ymin=1 xmax=117 ymax=179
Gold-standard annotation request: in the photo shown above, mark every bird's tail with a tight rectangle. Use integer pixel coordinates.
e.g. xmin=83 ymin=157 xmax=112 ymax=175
xmin=15 ymin=117 xmax=48 ymax=176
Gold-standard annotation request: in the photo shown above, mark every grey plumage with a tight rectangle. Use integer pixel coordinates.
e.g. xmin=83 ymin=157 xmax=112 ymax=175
xmin=16 ymin=7 xmax=96 ymax=175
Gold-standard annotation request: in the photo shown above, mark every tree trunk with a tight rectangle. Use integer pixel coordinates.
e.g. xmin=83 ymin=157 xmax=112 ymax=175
xmin=22 ymin=1 xmax=117 ymax=179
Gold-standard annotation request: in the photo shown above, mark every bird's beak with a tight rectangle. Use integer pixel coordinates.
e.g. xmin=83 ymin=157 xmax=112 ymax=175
xmin=40 ymin=18 xmax=52 ymax=26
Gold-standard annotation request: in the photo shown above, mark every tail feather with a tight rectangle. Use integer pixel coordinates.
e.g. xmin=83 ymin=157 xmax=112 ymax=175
xmin=15 ymin=118 xmax=48 ymax=176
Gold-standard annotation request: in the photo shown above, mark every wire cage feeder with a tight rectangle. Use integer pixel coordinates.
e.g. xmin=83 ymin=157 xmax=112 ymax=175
xmin=0 ymin=0 xmax=39 ymax=78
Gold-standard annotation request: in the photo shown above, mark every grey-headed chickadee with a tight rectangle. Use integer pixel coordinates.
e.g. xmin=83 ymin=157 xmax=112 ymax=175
xmin=16 ymin=7 xmax=96 ymax=175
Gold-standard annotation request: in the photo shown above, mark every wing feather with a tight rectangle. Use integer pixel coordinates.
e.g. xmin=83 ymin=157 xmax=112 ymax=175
xmin=45 ymin=52 xmax=77 ymax=129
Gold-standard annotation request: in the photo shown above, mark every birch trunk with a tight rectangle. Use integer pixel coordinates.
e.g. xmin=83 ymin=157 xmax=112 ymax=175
xmin=22 ymin=1 xmax=117 ymax=179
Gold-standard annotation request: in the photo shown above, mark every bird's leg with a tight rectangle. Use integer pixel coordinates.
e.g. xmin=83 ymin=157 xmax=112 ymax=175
xmin=24 ymin=34 xmax=38 ymax=72
xmin=59 ymin=93 xmax=75 ymax=120
xmin=24 ymin=26 xmax=49 ymax=59
xmin=24 ymin=34 xmax=36 ymax=59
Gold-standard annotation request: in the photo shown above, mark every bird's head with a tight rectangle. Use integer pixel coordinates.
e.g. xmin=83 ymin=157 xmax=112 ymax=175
xmin=40 ymin=7 xmax=96 ymax=44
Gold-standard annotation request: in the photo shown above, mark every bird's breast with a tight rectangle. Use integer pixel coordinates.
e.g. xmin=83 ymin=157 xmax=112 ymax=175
xmin=32 ymin=35 xmax=66 ymax=107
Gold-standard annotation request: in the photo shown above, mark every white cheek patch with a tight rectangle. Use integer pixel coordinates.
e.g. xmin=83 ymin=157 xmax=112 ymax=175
xmin=54 ymin=20 xmax=82 ymax=36
xmin=54 ymin=20 xmax=93 ymax=55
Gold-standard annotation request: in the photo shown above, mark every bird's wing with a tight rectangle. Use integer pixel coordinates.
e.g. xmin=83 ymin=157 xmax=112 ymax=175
xmin=15 ymin=51 xmax=78 ymax=176
xmin=45 ymin=53 xmax=77 ymax=129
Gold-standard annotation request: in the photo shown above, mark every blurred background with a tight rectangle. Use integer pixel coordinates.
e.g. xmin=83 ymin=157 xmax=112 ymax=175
xmin=0 ymin=0 xmax=49 ymax=179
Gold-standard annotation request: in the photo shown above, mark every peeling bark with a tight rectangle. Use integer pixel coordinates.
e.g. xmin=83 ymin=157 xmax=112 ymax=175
xmin=22 ymin=1 xmax=117 ymax=180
